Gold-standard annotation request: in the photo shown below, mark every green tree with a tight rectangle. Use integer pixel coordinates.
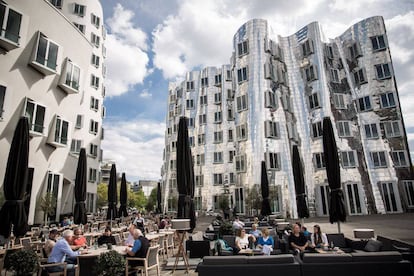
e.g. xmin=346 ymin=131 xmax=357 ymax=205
xmin=218 ymin=195 xmax=229 ymax=212
xmin=96 ymin=183 xmax=108 ymax=209
xmin=128 ymin=189 xmax=147 ymax=211
xmin=39 ymin=192 xmax=56 ymax=225
xmin=245 ymin=186 xmax=261 ymax=216
xmin=146 ymin=188 xmax=157 ymax=212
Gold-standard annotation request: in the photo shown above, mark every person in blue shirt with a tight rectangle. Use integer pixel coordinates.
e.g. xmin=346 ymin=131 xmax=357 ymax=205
xmin=125 ymin=229 xmax=150 ymax=266
xmin=48 ymin=229 xmax=88 ymax=276
xmin=257 ymin=228 xmax=274 ymax=255
xmin=249 ymin=224 xmax=262 ymax=239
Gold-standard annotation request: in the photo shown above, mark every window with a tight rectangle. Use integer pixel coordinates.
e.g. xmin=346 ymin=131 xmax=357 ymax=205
xmin=353 ymin=68 xmax=367 ymax=85
xmin=371 ymin=35 xmax=387 ymax=51
xmin=74 ymin=3 xmax=85 ymax=16
xmin=358 ymin=96 xmax=372 ymax=112
xmin=227 ymin=107 xmax=234 ymax=121
xmin=89 ymin=119 xmax=98 ymax=135
xmin=195 ymin=175 xmax=204 ymax=186
xmin=337 ymin=121 xmax=351 ymax=137
xmin=371 ymin=151 xmax=387 ymax=168
xmin=236 ymin=123 xmax=248 ymax=141
xmin=326 ymin=45 xmax=334 ymax=59
xmin=0 ymin=85 xmax=5 ymax=119
xmin=214 ymin=74 xmax=222 ymax=86
xmin=341 ymin=151 xmax=357 ymax=168
xmin=91 ymin=54 xmax=100 ymax=67
xmin=171 ymin=141 xmax=176 ymax=152
xmin=214 ymin=92 xmax=222 ymax=104
xmin=227 ymin=89 xmax=235 ymax=100
xmin=213 ymin=174 xmax=223 ymax=185
xmin=214 ymin=111 xmax=222 ymax=123
xmin=185 ymin=99 xmax=194 ymax=109
xmin=236 ymin=95 xmax=248 ymax=112
xmin=186 ymin=81 xmax=194 ymax=91
xmin=186 ymin=117 xmax=194 ymax=128
xmin=313 ymin=153 xmax=326 ymax=169
xmin=375 ymin=63 xmax=392 ymax=80
xmin=235 ymin=155 xmax=246 ymax=172
xmin=91 ymin=14 xmax=100 ymax=28
xmin=383 ymin=121 xmax=401 ymax=138
xmin=364 ymin=123 xmax=379 ymax=139
xmin=89 ymin=143 xmax=98 ymax=158
xmin=198 ymin=114 xmax=206 ymax=125
xmin=90 ymin=97 xmax=99 ymax=111
xmin=89 ymin=168 xmax=97 ymax=183
xmin=333 ymin=93 xmax=346 ymax=109
xmin=402 ymin=181 xmax=414 ymax=207
xmin=91 ymin=33 xmax=100 ymax=47
xmin=391 ymin=151 xmax=408 ymax=167
xmin=265 ymin=90 xmax=277 ymax=109
xmin=75 ymin=114 xmax=83 ymax=129
xmin=228 ymin=129 xmax=234 ymax=142
xmin=169 ymin=159 xmax=176 ymax=170
xmin=302 ymin=39 xmax=314 ymax=57
xmin=214 ymin=131 xmax=223 ymax=143
xmin=305 ymin=65 xmax=317 ymax=82
xmin=198 ymin=133 xmax=205 ymax=145
xmin=60 ymin=59 xmax=80 ymax=93
xmin=265 ymin=152 xmax=280 ymax=170
xmin=309 ymin=92 xmax=320 ymax=109
xmin=24 ymin=99 xmax=46 ymax=134
xmin=196 ymin=154 xmax=205 ymax=165
xmin=237 ymin=67 xmax=248 ymax=83
xmin=229 ymin=150 xmax=235 ymax=163
xmin=50 ymin=115 xmax=69 ymax=146
xmin=102 ymin=45 xmax=106 ymax=57
xmin=213 ymin=152 xmax=223 ymax=163
xmin=73 ymin=23 xmax=85 ymax=33
xmin=349 ymin=42 xmax=362 ymax=59
xmin=311 ymin=121 xmax=323 ymax=138
xmin=91 ymin=74 xmax=100 ymax=89
xmin=70 ymin=139 xmax=82 ymax=154
xmin=265 ymin=120 xmax=279 ymax=139
xmin=189 ymin=136 xmax=194 ymax=147
xmin=32 ymin=33 xmax=59 ymax=74
xmin=199 ymin=95 xmax=207 ymax=105
xmin=201 ymin=77 xmax=208 ymax=87
xmin=380 ymin=92 xmax=396 ymax=108
xmin=229 ymin=172 xmax=235 ymax=184
xmin=330 ymin=69 xmax=340 ymax=83
xmin=238 ymin=40 xmax=249 ymax=56
xmin=0 ymin=2 xmax=22 ymax=48
xmin=50 ymin=0 xmax=62 ymax=8
xmin=226 ymin=70 xmax=232 ymax=81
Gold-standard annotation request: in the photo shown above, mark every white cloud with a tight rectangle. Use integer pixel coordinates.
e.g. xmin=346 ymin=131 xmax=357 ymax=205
xmin=139 ymin=89 xmax=152 ymax=98
xmin=105 ymin=4 xmax=150 ymax=97
xmin=101 ymin=118 xmax=165 ymax=181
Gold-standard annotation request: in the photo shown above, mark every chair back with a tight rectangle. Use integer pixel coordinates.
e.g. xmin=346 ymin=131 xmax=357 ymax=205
xmin=158 ymin=235 xmax=165 ymax=250
xmin=113 ymin=233 xmax=122 ymax=245
xmin=122 ymin=232 xmax=129 ymax=240
xmin=20 ymin=237 xmax=32 ymax=248
xmin=147 ymin=245 xmax=160 ymax=268
xmin=77 ymin=255 xmax=98 ymax=275
xmin=167 ymin=233 xmax=174 ymax=247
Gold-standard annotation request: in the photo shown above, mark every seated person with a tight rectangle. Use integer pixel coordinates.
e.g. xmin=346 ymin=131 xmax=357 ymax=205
xmin=48 ymin=230 xmax=88 ymax=276
xmin=125 ymin=229 xmax=150 ymax=266
xmin=289 ymin=223 xmax=309 ymax=253
xmin=302 ymin=225 xmax=311 ymax=240
xmin=310 ymin=224 xmax=328 ymax=248
xmin=235 ymin=228 xmax=255 ymax=251
xmin=71 ymin=228 xmax=88 ymax=250
xmin=212 ymin=215 xmax=223 ymax=227
xmin=97 ymin=227 xmax=116 ymax=245
xmin=232 ymin=216 xmax=245 ymax=231
xmin=125 ymin=224 xmax=136 ymax=247
xmin=159 ymin=216 xmax=171 ymax=229
xmin=257 ymin=228 xmax=274 ymax=255
xmin=249 ymin=224 xmax=262 ymax=240
xmin=44 ymin=229 xmax=59 ymax=257
xmin=61 ymin=217 xmax=70 ymax=227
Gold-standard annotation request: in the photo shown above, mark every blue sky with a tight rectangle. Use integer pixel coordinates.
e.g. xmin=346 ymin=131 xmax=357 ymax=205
xmin=100 ymin=0 xmax=414 ymax=182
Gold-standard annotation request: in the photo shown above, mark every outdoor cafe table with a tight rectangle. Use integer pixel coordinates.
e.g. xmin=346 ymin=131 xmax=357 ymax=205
xmin=81 ymin=245 xmax=127 ymax=256
xmin=314 ymin=247 xmax=345 ymax=254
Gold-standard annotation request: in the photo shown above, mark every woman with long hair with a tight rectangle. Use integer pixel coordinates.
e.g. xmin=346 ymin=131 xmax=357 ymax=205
xmin=310 ymin=224 xmax=328 ymax=248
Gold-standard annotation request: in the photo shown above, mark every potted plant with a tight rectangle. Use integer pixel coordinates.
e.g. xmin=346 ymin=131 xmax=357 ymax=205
xmin=39 ymin=192 xmax=57 ymax=225
xmin=218 ymin=221 xmax=233 ymax=237
xmin=8 ymin=248 xmax=38 ymax=275
xmin=96 ymin=250 xmax=125 ymax=276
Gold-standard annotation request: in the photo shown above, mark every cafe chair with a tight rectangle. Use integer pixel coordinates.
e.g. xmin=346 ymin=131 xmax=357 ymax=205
xmin=166 ymin=233 xmax=175 ymax=257
xmin=76 ymin=255 xmax=97 ymax=276
xmin=113 ymin=234 xmax=122 ymax=246
xmin=38 ymin=260 xmax=67 ymax=276
xmin=20 ymin=237 xmax=32 ymax=249
xmin=122 ymin=232 xmax=129 ymax=241
xmin=126 ymin=245 xmax=160 ymax=276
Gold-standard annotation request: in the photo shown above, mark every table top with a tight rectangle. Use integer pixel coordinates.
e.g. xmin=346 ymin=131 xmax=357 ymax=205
xmin=238 ymin=249 xmax=264 ymax=255
xmin=314 ymin=247 xmax=345 ymax=254
xmin=80 ymin=245 xmax=127 ymax=257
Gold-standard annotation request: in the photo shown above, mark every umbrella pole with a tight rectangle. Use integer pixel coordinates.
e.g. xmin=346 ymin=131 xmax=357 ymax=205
xmin=337 ymin=222 xmax=341 ymax=233
xmin=301 ymin=218 xmax=305 ymax=228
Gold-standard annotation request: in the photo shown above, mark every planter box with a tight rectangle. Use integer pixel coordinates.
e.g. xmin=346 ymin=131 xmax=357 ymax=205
xmin=171 ymin=219 xmax=191 ymax=230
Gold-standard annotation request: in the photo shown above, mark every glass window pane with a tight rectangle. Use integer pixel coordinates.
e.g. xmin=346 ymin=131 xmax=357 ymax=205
xmin=34 ymin=105 xmax=45 ymax=133
xmin=5 ymin=9 xmax=22 ymax=43
xmin=36 ymin=36 xmax=47 ymax=65
xmin=47 ymin=42 xmax=58 ymax=70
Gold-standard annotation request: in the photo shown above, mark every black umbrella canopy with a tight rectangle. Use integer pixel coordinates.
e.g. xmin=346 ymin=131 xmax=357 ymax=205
xmin=74 ymin=148 xmax=87 ymax=225
xmin=260 ymin=161 xmax=272 ymax=216
xmin=292 ymin=145 xmax=309 ymax=219
xmin=176 ymin=117 xmax=196 ymax=231
xmin=156 ymin=182 xmax=162 ymax=214
xmin=322 ymin=117 xmax=346 ymax=224
xmin=107 ymin=164 xmax=118 ymax=220
xmin=0 ymin=117 xmax=29 ymax=238
xmin=118 ymin=173 xmax=128 ymax=217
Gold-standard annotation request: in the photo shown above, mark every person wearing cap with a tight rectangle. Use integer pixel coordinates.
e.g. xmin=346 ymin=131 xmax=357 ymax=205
xmin=97 ymin=227 xmax=116 ymax=245
xmin=44 ymin=229 xmax=59 ymax=257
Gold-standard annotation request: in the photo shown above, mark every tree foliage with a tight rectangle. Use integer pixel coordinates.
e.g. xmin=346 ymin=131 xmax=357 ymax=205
xmin=39 ymin=192 xmax=56 ymax=225
xmin=245 ymin=186 xmax=261 ymax=216
xmin=96 ymin=182 xmax=148 ymax=212
xmin=145 ymin=187 xmax=157 ymax=212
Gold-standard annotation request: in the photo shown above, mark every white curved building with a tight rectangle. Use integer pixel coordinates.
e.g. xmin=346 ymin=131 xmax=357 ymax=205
xmin=162 ymin=17 xmax=413 ymax=218
xmin=0 ymin=0 xmax=105 ymax=224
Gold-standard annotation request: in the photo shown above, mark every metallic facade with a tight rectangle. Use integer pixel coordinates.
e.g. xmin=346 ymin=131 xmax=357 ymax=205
xmin=162 ymin=17 xmax=413 ymax=218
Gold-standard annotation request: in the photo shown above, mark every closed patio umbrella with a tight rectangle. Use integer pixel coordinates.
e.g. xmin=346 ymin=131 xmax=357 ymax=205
xmin=0 ymin=117 xmax=29 ymax=238
xmin=292 ymin=145 xmax=309 ymax=220
xmin=73 ymin=148 xmax=87 ymax=225
xmin=322 ymin=117 xmax=346 ymax=232
xmin=107 ymin=164 xmax=118 ymax=220
xmin=118 ymin=173 xmax=128 ymax=217
xmin=156 ymin=182 xmax=162 ymax=214
xmin=176 ymin=117 xmax=196 ymax=231
xmin=260 ymin=161 xmax=272 ymax=217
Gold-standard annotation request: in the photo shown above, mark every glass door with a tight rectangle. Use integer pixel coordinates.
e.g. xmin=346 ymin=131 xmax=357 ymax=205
xmin=345 ymin=183 xmax=362 ymax=214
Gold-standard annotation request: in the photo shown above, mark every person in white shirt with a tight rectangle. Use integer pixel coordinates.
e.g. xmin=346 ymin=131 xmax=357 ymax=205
xmin=310 ymin=224 xmax=329 ymax=248
xmin=235 ymin=228 xmax=255 ymax=251
xmin=232 ymin=216 xmax=245 ymax=231
xmin=125 ymin=224 xmax=136 ymax=247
